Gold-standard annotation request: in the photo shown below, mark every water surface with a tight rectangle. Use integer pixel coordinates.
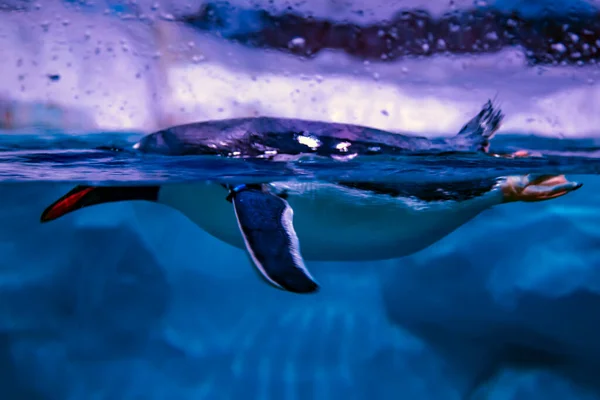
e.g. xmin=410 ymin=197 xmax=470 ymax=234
xmin=1 ymin=131 xmax=600 ymax=186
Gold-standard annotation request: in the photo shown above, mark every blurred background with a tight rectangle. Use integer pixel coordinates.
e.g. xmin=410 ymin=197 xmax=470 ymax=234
xmin=2 ymin=0 xmax=600 ymax=137
xmin=1 ymin=1 xmax=600 ymax=399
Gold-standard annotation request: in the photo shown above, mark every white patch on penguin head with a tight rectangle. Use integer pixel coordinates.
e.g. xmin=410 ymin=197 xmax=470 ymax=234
xmin=297 ymin=133 xmax=321 ymax=150
xmin=336 ymin=141 xmax=352 ymax=152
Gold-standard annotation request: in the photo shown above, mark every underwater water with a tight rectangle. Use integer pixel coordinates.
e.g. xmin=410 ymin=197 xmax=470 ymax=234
xmin=0 ymin=130 xmax=600 ymax=399
xmin=3 ymin=0 xmax=600 ymax=399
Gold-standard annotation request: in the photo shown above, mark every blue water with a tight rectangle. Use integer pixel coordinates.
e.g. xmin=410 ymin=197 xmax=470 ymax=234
xmin=4 ymin=0 xmax=600 ymax=397
xmin=1 ymin=129 xmax=600 ymax=399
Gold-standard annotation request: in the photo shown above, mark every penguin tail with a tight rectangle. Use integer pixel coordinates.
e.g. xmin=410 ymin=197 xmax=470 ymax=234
xmin=450 ymin=99 xmax=504 ymax=153
xmin=40 ymin=185 xmax=160 ymax=223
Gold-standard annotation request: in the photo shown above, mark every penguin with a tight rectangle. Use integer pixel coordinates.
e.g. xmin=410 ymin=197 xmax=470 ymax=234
xmin=40 ymin=101 xmax=582 ymax=294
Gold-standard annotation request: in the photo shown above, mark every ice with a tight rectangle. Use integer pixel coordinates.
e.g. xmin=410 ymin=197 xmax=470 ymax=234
xmin=471 ymin=368 xmax=600 ymax=400
xmin=383 ymin=175 xmax=600 ymax=398
xmin=2 ymin=1 xmax=600 ymax=136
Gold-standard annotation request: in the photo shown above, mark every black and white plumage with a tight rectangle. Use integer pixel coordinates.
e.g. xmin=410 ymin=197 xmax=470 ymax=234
xmin=40 ymin=101 xmax=581 ymax=294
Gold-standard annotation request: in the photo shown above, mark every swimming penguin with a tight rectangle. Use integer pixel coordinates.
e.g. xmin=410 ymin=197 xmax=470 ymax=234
xmin=40 ymin=101 xmax=582 ymax=294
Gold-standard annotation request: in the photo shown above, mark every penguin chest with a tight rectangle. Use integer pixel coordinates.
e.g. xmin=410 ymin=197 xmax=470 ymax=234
xmin=157 ymin=182 xmax=500 ymax=262
xmin=273 ymin=182 xmax=500 ymax=261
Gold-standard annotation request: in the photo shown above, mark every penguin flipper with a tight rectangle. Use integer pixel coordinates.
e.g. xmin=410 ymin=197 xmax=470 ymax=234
xmin=228 ymin=185 xmax=319 ymax=294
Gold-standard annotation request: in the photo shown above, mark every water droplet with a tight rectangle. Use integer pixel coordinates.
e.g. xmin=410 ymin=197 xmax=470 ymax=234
xmin=569 ymin=33 xmax=579 ymax=43
xmin=373 ymin=72 xmax=380 ymax=80
xmin=288 ymin=37 xmax=306 ymax=49
xmin=485 ymin=31 xmax=498 ymax=41
xmin=551 ymin=43 xmax=567 ymax=53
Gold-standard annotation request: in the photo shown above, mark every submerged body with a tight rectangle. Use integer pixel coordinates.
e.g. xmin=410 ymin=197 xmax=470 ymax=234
xmin=40 ymin=101 xmax=582 ymax=294
xmin=158 ymin=180 xmax=503 ymax=261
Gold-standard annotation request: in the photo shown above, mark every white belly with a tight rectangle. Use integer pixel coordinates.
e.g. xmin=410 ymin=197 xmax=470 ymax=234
xmin=157 ymin=182 xmax=503 ymax=261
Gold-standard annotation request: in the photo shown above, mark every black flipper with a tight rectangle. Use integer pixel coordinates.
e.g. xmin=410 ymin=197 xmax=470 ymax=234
xmin=228 ymin=184 xmax=318 ymax=294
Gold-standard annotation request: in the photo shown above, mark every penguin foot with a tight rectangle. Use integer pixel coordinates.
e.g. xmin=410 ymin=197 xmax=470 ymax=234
xmin=501 ymin=174 xmax=582 ymax=202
